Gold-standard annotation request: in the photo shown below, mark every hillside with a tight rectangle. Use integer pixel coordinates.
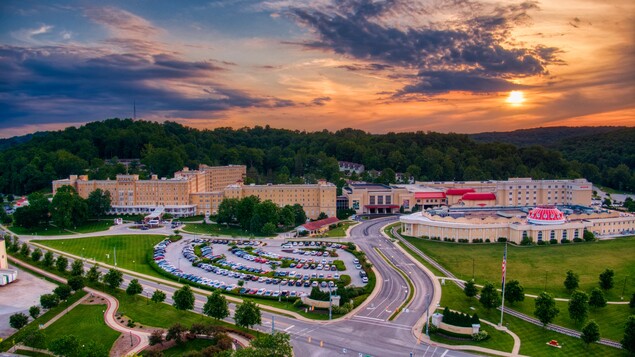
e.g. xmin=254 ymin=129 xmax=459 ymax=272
xmin=470 ymin=126 xmax=626 ymax=147
xmin=0 ymin=119 xmax=633 ymax=195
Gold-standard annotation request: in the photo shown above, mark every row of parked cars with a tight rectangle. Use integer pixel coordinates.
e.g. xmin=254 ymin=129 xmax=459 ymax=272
xmin=281 ymin=241 xmax=345 ymax=249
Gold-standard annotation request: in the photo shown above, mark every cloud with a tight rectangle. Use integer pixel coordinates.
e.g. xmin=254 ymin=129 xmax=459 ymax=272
xmin=283 ymin=0 xmax=561 ymax=95
xmin=10 ymin=24 xmax=54 ymax=43
xmin=311 ymin=96 xmax=331 ymax=106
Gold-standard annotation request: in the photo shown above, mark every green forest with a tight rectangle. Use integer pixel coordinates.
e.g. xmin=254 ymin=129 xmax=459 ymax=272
xmin=0 ymin=119 xmax=633 ymax=195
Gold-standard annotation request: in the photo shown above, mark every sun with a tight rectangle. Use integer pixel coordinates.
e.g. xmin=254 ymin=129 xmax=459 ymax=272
xmin=506 ymin=91 xmax=525 ymax=106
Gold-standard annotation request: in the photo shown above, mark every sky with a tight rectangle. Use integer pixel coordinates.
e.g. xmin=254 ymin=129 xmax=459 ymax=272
xmin=0 ymin=0 xmax=633 ymax=138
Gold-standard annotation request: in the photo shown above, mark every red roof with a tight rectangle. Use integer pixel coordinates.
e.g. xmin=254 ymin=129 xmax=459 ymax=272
xmin=301 ymin=217 xmax=339 ymax=231
xmin=527 ymin=206 xmax=566 ymax=224
xmin=461 ymin=192 xmax=496 ymax=201
xmin=415 ymin=192 xmax=446 ymax=199
xmin=446 ymin=188 xmax=476 ymax=196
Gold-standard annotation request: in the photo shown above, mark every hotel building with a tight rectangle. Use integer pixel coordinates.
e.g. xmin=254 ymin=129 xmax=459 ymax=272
xmin=53 ymin=165 xmax=336 ymax=219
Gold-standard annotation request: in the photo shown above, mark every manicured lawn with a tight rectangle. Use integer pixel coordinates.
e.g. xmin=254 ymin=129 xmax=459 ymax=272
xmin=402 ymin=235 xmax=635 ymax=300
xmin=0 ymin=290 xmax=87 ymax=352
xmin=326 ymin=221 xmax=357 ymax=237
xmin=429 ymin=323 xmax=514 ymax=353
xmin=180 ymin=223 xmax=274 ymax=237
xmin=160 ymin=338 xmax=217 ymax=356
xmin=34 ymin=235 xmax=166 ymax=278
xmin=43 ymin=304 xmax=120 ymax=352
xmin=175 ymin=215 xmax=206 ymax=222
xmin=8 ymin=220 xmax=114 ymax=236
xmin=505 ymin=296 xmax=632 ymax=341
xmin=439 ymin=283 xmax=627 ymax=356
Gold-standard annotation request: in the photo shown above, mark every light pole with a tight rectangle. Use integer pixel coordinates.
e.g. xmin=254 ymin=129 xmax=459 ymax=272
xmin=328 ymin=284 xmax=332 ymax=320
xmin=544 ymin=271 xmax=548 ymax=292
xmin=472 ymin=257 xmax=475 ymax=280
xmin=425 ymin=294 xmax=430 ymax=336
xmin=621 ymin=276 xmax=629 ymax=300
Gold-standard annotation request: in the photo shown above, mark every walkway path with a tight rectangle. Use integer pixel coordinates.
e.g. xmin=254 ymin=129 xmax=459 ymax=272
xmin=41 ymin=293 xmax=90 ymax=328
xmin=392 ymin=228 xmax=624 ymax=350
xmin=8 ymin=257 xmax=150 ymax=356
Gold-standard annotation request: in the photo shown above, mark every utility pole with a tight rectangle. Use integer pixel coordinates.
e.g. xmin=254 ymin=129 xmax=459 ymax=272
xmin=328 ymin=284 xmax=332 ymax=321
xmin=499 ymin=242 xmax=507 ymax=327
xmin=472 ymin=257 xmax=475 ymax=280
xmin=544 ymin=271 xmax=548 ymax=292
xmin=114 ymin=247 xmax=117 ymax=267
xmin=271 ymin=315 xmax=275 ymax=334
xmin=425 ymin=294 xmax=430 ymax=336
xmin=622 ymin=276 xmax=629 ymax=300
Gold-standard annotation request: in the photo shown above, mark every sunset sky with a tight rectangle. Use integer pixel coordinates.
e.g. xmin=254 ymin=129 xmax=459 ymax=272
xmin=1 ymin=0 xmax=633 ymax=138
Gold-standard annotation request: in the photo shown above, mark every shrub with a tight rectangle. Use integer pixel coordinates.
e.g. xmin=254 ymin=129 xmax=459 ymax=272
xmin=550 ymin=239 xmax=558 ymax=245
xmin=497 ymin=237 xmax=507 ymax=242
xmin=471 ymin=331 xmax=489 ymax=342
xmin=537 ymin=240 xmax=547 ymax=245
xmin=520 ymin=236 xmax=533 ymax=246
xmin=561 ymin=239 xmax=571 ymax=244
xmin=485 ymin=239 xmax=491 ymax=243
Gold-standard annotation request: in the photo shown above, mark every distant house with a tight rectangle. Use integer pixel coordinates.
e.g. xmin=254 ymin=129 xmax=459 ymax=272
xmin=297 ymin=217 xmax=340 ymax=236
xmin=338 ymin=161 xmax=365 ymax=175
xmin=14 ymin=196 xmax=28 ymax=208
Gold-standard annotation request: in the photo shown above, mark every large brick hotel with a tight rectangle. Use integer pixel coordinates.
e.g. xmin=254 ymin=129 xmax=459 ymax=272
xmin=53 ymin=165 xmax=336 ymax=219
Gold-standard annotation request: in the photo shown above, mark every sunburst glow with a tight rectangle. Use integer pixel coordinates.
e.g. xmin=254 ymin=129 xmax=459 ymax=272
xmin=506 ymin=91 xmax=525 ymax=106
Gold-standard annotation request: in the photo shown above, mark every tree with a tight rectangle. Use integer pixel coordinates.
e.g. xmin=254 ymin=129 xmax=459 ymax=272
xmin=19 ymin=242 xmax=30 ymax=257
xmin=67 ymin=276 xmax=85 ymax=291
xmin=40 ymin=294 xmax=60 ymax=309
xmin=583 ymin=230 xmax=596 ymax=242
xmin=126 ymin=279 xmax=143 ymax=295
xmin=165 ymin=323 xmax=187 ymax=345
xmin=30 ymin=248 xmax=42 ymax=262
xmin=234 ymin=300 xmax=261 ymax=329
xmin=479 ymin=282 xmax=501 ymax=310
xmin=12 ymin=192 xmax=50 ymax=228
xmin=51 ymin=185 xmax=88 ymax=229
xmin=172 ymin=285 xmax=195 ymax=310
xmin=9 ymin=313 xmax=29 ymax=329
xmin=203 ymin=290 xmax=229 ymax=320
xmin=217 ymin=198 xmax=239 ymax=226
xmin=49 ymin=335 xmax=80 ymax=357
xmin=103 ymin=269 xmax=123 ymax=290
xmin=622 ymin=315 xmax=635 ymax=353
xmin=236 ymin=195 xmax=260 ymax=230
xmin=581 ymin=320 xmax=601 ymax=346
xmin=70 ymin=259 xmax=84 ymax=276
xmin=55 ymin=256 xmax=68 ymax=273
xmin=293 ymin=204 xmax=307 ymax=226
xmin=248 ymin=332 xmax=293 ymax=357
xmin=54 ymin=284 xmax=72 ymax=301
xmin=149 ymin=330 xmax=164 ymax=346
xmin=86 ymin=264 xmax=101 ymax=283
xmin=20 ymin=329 xmax=46 ymax=349
xmin=599 ymin=269 xmax=615 ymax=290
xmin=151 ymin=289 xmax=167 ymax=303
xmin=463 ymin=280 xmax=478 ymax=299
xmin=261 ymin=222 xmax=277 ymax=235
xmin=589 ymin=288 xmax=607 ymax=308
xmin=568 ymin=291 xmax=589 ymax=324
xmin=564 ymin=270 xmax=579 ymax=292
xmin=43 ymin=251 xmax=55 ymax=268
xmin=630 ymin=293 xmax=635 ymax=309
xmin=86 ymin=188 xmax=112 ymax=219
xmin=29 ymin=306 xmax=40 ymax=319
xmin=504 ymin=280 xmax=525 ymax=305
xmin=534 ymin=292 xmax=559 ymax=326
xmin=317 ymin=212 xmax=328 ymax=220
xmin=279 ymin=205 xmax=295 ymax=227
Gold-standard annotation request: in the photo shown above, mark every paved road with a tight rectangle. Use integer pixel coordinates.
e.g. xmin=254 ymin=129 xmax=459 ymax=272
xmin=8 ymin=219 xmax=477 ymax=357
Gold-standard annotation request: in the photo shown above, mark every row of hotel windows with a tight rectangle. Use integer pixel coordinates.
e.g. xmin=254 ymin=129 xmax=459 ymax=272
xmin=369 ymin=196 xmax=392 ymax=205
xmin=523 ymin=229 xmax=580 ymax=241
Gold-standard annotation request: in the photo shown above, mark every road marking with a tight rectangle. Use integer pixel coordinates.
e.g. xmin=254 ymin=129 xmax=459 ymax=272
xmin=440 ymin=350 xmax=449 ymax=357
xmin=284 ymin=325 xmax=295 ymax=331
xmin=352 ymin=315 xmax=384 ymax=322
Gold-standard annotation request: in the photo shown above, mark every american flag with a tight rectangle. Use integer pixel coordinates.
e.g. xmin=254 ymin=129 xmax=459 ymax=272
xmin=501 ymin=244 xmax=507 ymax=290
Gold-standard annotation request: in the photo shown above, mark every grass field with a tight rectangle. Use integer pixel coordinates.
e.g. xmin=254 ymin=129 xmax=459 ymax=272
xmin=180 ymin=223 xmax=275 ymax=237
xmin=402 ymin=235 xmax=635 ymax=300
xmin=503 ymin=295 xmax=632 ymax=341
xmin=175 ymin=215 xmax=206 ymax=222
xmin=440 ymin=283 xmax=627 ymax=356
xmin=0 ymin=290 xmax=87 ymax=352
xmin=8 ymin=220 xmax=114 ymax=236
xmin=160 ymin=338 xmax=217 ymax=356
xmin=34 ymin=235 xmax=166 ymax=278
xmin=43 ymin=304 xmax=120 ymax=352
xmin=429 ymin=322 xmax=515 ymax=353
xmin=326 ymin=221 xmax=357 ymax=237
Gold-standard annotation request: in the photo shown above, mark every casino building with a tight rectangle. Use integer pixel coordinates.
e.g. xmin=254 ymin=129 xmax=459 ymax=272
xmin=53 ymin=165 xmax=336 ymax=219
xmin=400 ymin=205 xmax=635 ymax=243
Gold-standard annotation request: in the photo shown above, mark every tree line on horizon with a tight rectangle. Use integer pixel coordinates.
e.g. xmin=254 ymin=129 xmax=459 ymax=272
xmin=0 ymin=118 xmax=633 ymax=195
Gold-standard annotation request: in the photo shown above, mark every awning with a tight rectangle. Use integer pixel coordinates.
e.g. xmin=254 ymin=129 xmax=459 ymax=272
xmin=365 ymin=205 xmax=399 ymax=209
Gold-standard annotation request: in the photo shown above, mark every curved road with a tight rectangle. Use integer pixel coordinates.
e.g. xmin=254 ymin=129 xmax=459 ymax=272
xmin=7 ymin=219 xmax=475 ymax=357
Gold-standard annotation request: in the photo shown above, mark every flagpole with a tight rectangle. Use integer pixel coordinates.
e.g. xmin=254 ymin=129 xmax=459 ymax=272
xmin=499 ymin=241 xmax=507 ymax=326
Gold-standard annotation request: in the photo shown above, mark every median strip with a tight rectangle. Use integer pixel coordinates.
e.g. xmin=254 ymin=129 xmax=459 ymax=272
xmin=373 ymin=248 xmax=415 ymax=321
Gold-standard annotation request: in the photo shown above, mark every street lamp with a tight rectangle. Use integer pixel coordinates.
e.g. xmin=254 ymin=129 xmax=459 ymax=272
xmin=621 ymin=276 xmax=629 ymax=300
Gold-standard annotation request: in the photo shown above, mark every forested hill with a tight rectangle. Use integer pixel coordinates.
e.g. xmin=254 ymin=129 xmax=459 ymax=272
xmin=0 ymin=119 xmax=633 ymax=195
xmin=470 ymin=126 xmax=626 ymax=147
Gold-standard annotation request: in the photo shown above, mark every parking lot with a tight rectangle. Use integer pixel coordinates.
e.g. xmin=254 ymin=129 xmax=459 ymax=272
xmin=155 ymin=237 xmax=367 ymax=298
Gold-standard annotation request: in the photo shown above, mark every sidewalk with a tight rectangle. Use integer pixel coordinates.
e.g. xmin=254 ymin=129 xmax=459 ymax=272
xmin=41 ymin=293 xmax=90 ymax=328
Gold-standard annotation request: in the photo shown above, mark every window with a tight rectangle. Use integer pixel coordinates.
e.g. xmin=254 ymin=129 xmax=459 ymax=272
xmin=370 ymin=196 xmax=375 ymax=205
xmin=550 ymin=230 xmax=555 ymax=240
xmin=537 ymin=231 xmax=543 ymax=241
xmin=378 ymin=196 xmax=384 ymax=204
xmin=562 ymin=230 xmax=567 ymax=240
xmin=386 ymin=196 xmax=391 ymax=204
xmin=522 ymin=231 xmax=528 ymax=239
xmin=574 ymin=230 xmax=579 ymax=239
